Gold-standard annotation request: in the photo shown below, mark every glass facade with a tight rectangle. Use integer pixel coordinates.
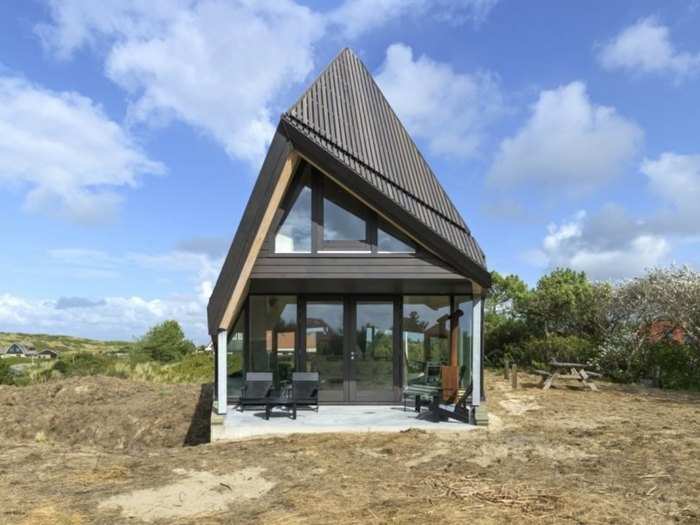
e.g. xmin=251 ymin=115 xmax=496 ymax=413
xmin=456 ymin=296 xmax=474 ymax=389
xmin=402 ymin=296 xmax=451 ymax=387
xmin=377 ymin=227 xmax=414 ymax=253
xmin=306 ymin=300 xmax=345 ymax=401
xmin=354 ymin=301 xmax=395 ymax=400
xmin=275 ymin=184 xmax=312 ymax=253
xmin=230 ymin=293 xmax=475 ymax=402
xmin=226 ymin=311 xmax=246 ymax=399
xmin=249 ymin=295 xmax=297 ymax=386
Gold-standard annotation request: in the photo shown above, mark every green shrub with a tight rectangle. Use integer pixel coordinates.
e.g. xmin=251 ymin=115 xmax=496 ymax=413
xmin=508 ymin=335 xmax=598 ymax=369
xmin=136 ymin=320 xmax=195 ymax=363
xmin=0 ymin=359 xmax=13 ymax=385
xmin=53 ymin=352 xmax=114 ymax=377
xmin=166 ymin=352 xmax=214 ymax=383
xmin=595 ymin=339 xmax=700 ymax=389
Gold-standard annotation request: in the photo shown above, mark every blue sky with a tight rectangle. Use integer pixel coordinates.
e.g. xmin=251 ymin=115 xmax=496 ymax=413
xmin=1 ymin=0 xmax=699 ymax=342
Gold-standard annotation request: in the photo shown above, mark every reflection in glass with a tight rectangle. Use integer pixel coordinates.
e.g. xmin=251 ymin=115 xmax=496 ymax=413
xmin=249 ymin=296 xmax=297 ymax=387
xmin=355 ymin=301 xmax=394 ymax=400
xmin=306 ymin=301 xmax=345 ymax=400
xmin=324 ymin=198 xmax=366 ymax=241
xmin=456 ymin=296 xmax=474 ymax=388
xmin=275 ymin=185 xmax=312 ymax=253
xmin=402 ymin=296 xmax=450 ymax=387
xmin=377 ymin=227 xmax=414 ymax=253
xmin=226 ymin=311 xmax=246 ymax=399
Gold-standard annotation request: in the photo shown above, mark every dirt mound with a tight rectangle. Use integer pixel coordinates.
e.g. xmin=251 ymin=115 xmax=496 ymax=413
xmin=0 ymin=376 xmax=210 ymax=450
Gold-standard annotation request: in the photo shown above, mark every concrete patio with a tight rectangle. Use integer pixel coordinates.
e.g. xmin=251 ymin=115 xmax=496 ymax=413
xmin=211 ymin=404 xmax=477 ymax=442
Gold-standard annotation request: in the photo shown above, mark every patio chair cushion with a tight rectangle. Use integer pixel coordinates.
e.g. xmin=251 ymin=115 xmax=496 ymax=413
xmin=240 ymin=372 xmax=274 ymax=402
xmin=291 ymin=372 xmax=319 ymax=405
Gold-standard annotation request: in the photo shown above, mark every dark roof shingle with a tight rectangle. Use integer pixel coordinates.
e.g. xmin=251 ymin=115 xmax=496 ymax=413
xmin=284 ymin=48 xmax=486 ymax=268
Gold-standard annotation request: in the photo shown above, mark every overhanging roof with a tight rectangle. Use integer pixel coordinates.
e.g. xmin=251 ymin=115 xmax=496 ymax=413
xmin=207 ymin=48 xmax=490 ymax=336
xmin=284 ymin=48 xmax=486 ymax=269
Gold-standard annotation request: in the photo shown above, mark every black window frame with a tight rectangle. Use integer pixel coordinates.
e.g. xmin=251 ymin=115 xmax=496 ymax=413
xmin=272 ymin=162 xmax=418 ymax=257
xmin=313 ymin=173 xmax=375 ymax=252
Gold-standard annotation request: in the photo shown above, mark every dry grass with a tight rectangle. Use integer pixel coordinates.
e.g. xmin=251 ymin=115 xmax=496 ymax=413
xmin=0 ymin=371 xmax=698 ymax=524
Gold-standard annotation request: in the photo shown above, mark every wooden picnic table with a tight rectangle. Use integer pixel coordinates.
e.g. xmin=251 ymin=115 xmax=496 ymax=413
xmin=534 ymin=360 xmax=602 ymax=391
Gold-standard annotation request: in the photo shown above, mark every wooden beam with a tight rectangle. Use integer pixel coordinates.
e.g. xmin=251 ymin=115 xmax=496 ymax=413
xmin=219 ymin=152 xmax=300 ymax=331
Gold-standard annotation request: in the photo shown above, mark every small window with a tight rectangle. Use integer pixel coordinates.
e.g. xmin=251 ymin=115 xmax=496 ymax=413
xmin=323 ymin=198 xmax=366 ymax=241
xmin=377 ymin=227 xmax=415 ymax=253
xmin=275 ymin=184 xmax=312 ymax=253
xmin=319 ymin=177 xmax=371 ymax=251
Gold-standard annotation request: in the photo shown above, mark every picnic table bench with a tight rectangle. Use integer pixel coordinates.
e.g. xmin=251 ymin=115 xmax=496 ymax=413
xmin=533 ymin=360 xmax=602 ymax=391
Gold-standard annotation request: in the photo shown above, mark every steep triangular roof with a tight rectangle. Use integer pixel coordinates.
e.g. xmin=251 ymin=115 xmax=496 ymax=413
xmin=282 ymin=48 xmax=486 ymax=268
xmin=208 ymin=48 xmax=490 ymax=337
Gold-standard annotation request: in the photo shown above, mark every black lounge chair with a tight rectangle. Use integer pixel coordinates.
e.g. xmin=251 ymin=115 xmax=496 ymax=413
xmin=239 ymin=372 xmax=274 ymax=412
xmin=289 ymin=372 xmax=319 ymax=419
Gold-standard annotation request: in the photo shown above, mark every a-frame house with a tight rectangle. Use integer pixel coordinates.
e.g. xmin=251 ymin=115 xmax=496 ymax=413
xmin=208 ymin=48 xmax=490 ymax=421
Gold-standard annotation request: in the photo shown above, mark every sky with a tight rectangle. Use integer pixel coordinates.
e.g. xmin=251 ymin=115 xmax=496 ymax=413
xmin=1 ymin=0 xmax=700 ymax=343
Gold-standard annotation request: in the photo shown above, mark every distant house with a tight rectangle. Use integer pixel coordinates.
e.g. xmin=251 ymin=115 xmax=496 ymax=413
xmin=1 ymin=343 xmax=37 ymax=359
xmin=36 ymin=349 xmax=58 ymax=359
xmin=645 ymin=321 xmax=688 ymax=345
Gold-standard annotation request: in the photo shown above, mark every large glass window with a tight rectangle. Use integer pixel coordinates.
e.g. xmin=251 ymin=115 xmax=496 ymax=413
xmin=249 ymin=296 xmax=297 ymax=386
xmin=324 ymin=198 xmax=366 ymax=241
xmin=354 ymin=301 xmax=395 ymax=400
xmin=455 ymin=296 xmax=474 ymax=389
xmin=377 ymin=227 xmax=415 ymax=254
xmin=275 ymin=184 xmax=312 ymax=253
xmin=305 ymin=300 xmax=345 ymax=401
xmin=227 ymin=311 xmax=246 ymax=399
xmin=321 ymin=177 xmax=370 ymax=250
xmin=402 ymin=296 xmax=451 ymax=386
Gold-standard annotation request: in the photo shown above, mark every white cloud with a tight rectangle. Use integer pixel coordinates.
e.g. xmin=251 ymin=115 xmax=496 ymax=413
xmin=37 ymin=1 xmax=500 ymax=165
xmin=0 ymin=246 xmax=225 ymax=342
xmin=598 ymin=17 xmax=700 ymax=78
xmin=0 ymin=75 xmax=163 ymax=223
xmin=38 ymin=0 xmax=324 ymax=166
xmin=488 ymin=81 xmax=642 ymax=193
xmin=376 ymin=43 xmax=505 ymax=158
xmin=0 ymin=292 xmax=209 ymax=343
xmin=642 ymin=152 xmax=700 ymax=231
xmin=327 ymin=0 xmax=498 ymax=39
xmin=529 ymin=210 xmax=670 ymax=280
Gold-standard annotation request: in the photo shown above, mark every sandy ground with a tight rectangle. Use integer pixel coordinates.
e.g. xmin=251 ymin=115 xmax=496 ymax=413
xmin=0 ymin=372 xmax=698 ymax=524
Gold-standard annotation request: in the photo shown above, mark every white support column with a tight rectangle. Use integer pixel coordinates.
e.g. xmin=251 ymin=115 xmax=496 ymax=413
xmin=217 ymin=329 xmax=228 ymax=415
xmin=471 ymin=297 xmax=482 ymax=406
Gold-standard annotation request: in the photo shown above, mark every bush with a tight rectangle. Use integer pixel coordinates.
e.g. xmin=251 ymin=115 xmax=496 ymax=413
xmin=167 ymin=352 xmax=214 ymax=383
xmin=53 ymin=352 xmax=115 ymax=377
xmin=0 ymin=359 xmax=13 ymax=385
xmin=508 ymin=335 xmax=598 ymax=369
xmin=136 ymin=320 xmax=195 ymax=363
xmin=485 ymin=316 xmax=531 ymax=366
xmin=595 ymin=339 xmax=700 ymax=389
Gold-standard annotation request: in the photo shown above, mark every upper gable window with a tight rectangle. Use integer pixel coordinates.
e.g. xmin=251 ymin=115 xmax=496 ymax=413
xmin=274 ymin=163 xmax=420 ymax=255
xmin=377 ymin=226 xmax=415 ymax=254
xmin=319 ymin=177 xmax=371 ymax=252
xmin=275 ymin=181 xmax=312 ymax=253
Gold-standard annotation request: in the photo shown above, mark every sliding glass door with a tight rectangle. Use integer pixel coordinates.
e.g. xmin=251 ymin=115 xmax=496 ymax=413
xmin=305 ymin=299 xmax=346 ymax=402
xmin=351 ymin=300 xmax=396 ymax=402
xmin=303 ymin=297 xmax=398 ymax=402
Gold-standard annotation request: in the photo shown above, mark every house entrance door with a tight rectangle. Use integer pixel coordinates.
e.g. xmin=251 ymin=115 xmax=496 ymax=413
xmin=349 ymin=300 xmax=397 ymax=402
xmin=303 ymin=297 xmax=398 ymax=403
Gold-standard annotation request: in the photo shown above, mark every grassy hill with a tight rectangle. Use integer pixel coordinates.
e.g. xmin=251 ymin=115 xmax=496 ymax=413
xmin=0 ymin=331 xmax=134 ymax=355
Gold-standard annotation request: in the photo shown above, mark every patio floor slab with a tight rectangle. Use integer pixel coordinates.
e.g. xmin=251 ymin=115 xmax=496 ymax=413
xmin=213 ymin=404 xmax=476 ymax=441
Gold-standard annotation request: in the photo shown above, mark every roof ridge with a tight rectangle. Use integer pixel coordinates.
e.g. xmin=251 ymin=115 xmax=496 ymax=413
xmin=283 ymin=112 xmax=473 ymax=236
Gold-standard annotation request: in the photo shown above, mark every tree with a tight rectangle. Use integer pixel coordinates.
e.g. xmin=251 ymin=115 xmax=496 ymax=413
xmin=525 ymin=268 xmax=606 ymax=341
xmin=485 ymin=271 xmax=529 ymax=319
xmin=137 ymin=320 xmax=195 ymax=363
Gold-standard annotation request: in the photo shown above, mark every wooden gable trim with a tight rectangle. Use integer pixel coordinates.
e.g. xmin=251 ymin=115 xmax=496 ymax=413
xmin=218 ymin=151 xmax=300 ymax=331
